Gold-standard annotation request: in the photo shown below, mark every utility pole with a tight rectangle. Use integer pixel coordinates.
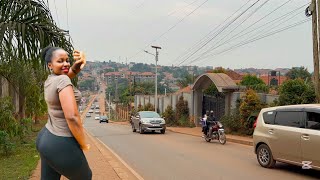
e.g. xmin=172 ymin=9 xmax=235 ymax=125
xmin=144 ymin=46 xmax=162 ymax=112
xmin=151 ymin=45 xmax=161 ymax=113
xmin=108 ymin=92 xmax=111 ymax=118
xmin=316 ymin=0 xmax=320 ymax=102
xmin=311 ymin=0 xmax=320 ymax=102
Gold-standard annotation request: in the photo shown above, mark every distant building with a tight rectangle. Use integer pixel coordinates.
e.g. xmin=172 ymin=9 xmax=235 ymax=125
xmin=104 ymin=71 xmax=155 ymax=84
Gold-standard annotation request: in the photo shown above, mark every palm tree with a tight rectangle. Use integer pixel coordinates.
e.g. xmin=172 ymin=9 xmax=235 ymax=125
xmin=0 ymin=0 xmax=74 ymax=119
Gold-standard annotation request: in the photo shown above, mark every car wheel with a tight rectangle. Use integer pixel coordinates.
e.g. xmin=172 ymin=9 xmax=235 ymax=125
xmin=139 ymin=125 xmax=144 ymax=134
xmin=257 ymin=144 xmax=276 ymax=168
xmin=106 ymin=121 xmax=109 ymax=123
xmin=160 ymin=129 xmax=165 ymax=134
xmin=99 ymin=121 xmax=101 ymax=123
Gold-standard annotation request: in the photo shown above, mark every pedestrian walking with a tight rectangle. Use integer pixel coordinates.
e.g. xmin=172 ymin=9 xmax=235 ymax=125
xmin=36 ymin=46 xmax=92 ymax=180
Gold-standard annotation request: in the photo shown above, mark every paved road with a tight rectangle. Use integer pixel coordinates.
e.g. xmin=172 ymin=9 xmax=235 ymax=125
xmin=83 ymin=117 xmax=320 ymax=180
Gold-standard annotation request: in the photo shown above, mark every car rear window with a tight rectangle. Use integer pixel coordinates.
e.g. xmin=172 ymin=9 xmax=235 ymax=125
xmin=263 ymin=111 xmax=275 ymax=124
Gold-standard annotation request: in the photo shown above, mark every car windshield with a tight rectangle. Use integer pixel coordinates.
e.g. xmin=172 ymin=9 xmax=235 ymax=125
xmin=101 ymin=116 xmax=108 ymax=119
xmin=140 ymin=112 xmax=160 ymax=118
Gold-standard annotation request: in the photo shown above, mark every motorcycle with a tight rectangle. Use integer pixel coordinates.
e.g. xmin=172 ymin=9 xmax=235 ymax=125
xmin=200 ymin=118 xmax=226 ymax=145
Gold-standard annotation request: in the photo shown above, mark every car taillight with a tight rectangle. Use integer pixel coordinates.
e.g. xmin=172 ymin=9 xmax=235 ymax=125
xmin=253 ymin=119 xmax=257 ymax=129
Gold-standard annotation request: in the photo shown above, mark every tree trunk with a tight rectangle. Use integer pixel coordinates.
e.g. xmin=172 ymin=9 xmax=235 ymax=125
xmin=19 ymin=93 xmax=25 ymax=120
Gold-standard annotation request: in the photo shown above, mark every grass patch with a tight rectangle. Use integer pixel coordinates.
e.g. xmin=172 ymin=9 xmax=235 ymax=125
xmin=0 ymin=120 xmax=46 ymax=180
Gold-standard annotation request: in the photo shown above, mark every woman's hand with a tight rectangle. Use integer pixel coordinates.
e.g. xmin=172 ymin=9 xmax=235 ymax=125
xmin=81 ymin=144 xmax=90 ymax=151
xmin=71 ymin=50 xmax=86 ymax=74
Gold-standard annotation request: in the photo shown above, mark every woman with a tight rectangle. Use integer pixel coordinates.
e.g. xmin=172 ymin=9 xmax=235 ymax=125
xmin=36 ymin=46 xmax=92 ymax=180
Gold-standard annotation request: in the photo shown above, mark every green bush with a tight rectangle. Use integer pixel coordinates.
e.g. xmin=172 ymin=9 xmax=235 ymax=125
xmin=175 ymin=96 xmax=189 ymax=121
xmin=17 ymin=118 xmax=32 ymax=142
xmin=0 ymin=130 xmax=15 ymax=155
xmin=137 ymin=104 xmax=144 ymax=112
xmin=0 ymin=96 xmax=18 ymax=137
xmin=143 ymin=103 xmax=154 ymax=111
xmin=162 ymin=105 xmax=175 ymax=126
xmin=220 ymin=113 xmax=242 ymax=133
xmin=178 ymin=115 xmax=195 ymax=127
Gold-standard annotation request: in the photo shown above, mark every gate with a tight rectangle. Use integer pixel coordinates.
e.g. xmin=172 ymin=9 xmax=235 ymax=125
xmin=202 ymin=94 xmax=225 ymax=120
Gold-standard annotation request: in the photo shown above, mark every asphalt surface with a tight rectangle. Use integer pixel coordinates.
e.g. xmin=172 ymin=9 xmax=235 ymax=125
xmin=83 ymin=115 xmax=320 ymax=180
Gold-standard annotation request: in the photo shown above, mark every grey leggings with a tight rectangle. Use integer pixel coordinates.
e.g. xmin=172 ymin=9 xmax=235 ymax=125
xmin=36 ymin=127 xmax=92 ymax=180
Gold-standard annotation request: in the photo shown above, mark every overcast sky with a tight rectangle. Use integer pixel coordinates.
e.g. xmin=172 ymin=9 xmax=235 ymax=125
xmin=48 ymin=0 xmax=312 ymax=70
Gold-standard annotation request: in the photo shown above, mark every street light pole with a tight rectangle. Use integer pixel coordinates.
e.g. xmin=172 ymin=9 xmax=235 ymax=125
xmin=151 ymin=46 xmax=161 ymax=112
xmin=144 ymin=45 xmax=162 ymax=112
xmin=108 ymin=92 xmax=111 ymax=118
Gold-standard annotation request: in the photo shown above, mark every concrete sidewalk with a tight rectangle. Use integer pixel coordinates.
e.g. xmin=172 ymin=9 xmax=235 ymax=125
xmin=167 ymin=127 xmax=253 ymax=146
xmin=30 ymin=95 xmax=140 ymax=180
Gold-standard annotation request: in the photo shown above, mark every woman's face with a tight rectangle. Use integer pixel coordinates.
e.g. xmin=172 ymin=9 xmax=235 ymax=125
xmin=48 ymin=49 xmax=70 ymax=75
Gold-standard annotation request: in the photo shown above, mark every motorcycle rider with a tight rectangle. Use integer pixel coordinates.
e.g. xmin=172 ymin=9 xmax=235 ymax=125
xmin=202 ymin=111 xmax=210 ymax=137
xmin=206 ymin=110 xmax=217 ymax=138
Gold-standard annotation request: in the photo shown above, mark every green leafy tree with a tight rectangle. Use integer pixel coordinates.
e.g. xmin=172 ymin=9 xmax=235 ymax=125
xmin=130 ymin=63 xmax=151 ymax=72
xmin=79 ymin=79 xmax=95 ymax=91
xmin=176 ymin=74 xmax=194 ymax=88
xmin=278 ymin=79 xmax=316 ymax=105
xmin=240 ymin=74 xmax=269 ymax=93
xmin=240 ymin=89 xmax=263 ymax=133
xmin=203 ymin=84 xmax=219 ymax=96
xmin=207 ymin=67 xmax=227 ymax=73
xmin=1 ymin=0 xmax=74 ymax=119
xmin=285 ymin=67 xmax=311 ymax=81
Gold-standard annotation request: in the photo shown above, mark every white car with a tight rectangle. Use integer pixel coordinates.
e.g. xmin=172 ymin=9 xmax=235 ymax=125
xmin=89 ymin=109 xmax=93 ymax=113
xmin=86 ymin=113 xmax=91 ymax=117
xmin=95 ymin=116 xmax=100 ymax=120
xmin=95 ymin=110 xmax=100 ymax=114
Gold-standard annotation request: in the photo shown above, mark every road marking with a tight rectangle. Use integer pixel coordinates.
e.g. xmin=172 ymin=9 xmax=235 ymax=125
xmin=86 ymin=131 xmax=144 ymax=180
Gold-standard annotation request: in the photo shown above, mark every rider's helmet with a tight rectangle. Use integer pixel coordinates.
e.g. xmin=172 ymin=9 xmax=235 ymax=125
xmin=206 ymin=110 xmax=210 ymax=116
xmin=210 ymin=110 xmax=214 ymax=115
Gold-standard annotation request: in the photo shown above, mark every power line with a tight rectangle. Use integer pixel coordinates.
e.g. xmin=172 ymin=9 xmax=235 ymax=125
xmin=53 ymin=0 xmax=60 ymax=27
xmin=65 ymin=0 xmax=69 ymax=30
xmin=189 ymin=18 xmax=310 ymax=66
xmin=127 ymin=0 xmax=147 ymax=15
xmin=218 ymin=0 xmax=294 ymax=48
xmin=167 ymin=0 xmax=202 ymax=17
xmin=128 ymin=0 xmax=209 ymax=59
xmin=173 ymin=0 xmax=252 ymax=66
xmin=183 ymin=2 xmax=309 ymax=66
xmin=190 ymin=0 xmax=270 ymax=64
xmin=177 ymin=0 xmax=261 ymax=66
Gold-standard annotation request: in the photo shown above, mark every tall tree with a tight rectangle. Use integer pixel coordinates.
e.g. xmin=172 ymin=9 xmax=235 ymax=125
xmin=278 ymin=79 xmax=316 ymax=105
xmin=240 ymin=74 xmax=269 ymax=93
xmin=176 ymin=74 xmax=194 ymax=88
xmin=285 ymin=67 xmax=311 ymax=81
xmin=0 ymin=0 xmax=74 ymax=119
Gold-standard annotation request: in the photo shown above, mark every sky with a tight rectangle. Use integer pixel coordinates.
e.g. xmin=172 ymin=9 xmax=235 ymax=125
xmin=48 ymin=0 xmax=313 ymax=70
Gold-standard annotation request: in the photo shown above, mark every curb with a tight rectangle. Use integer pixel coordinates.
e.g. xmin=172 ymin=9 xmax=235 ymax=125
xmin=86 ymin=131 xmax=144 ymax=180
xmin=166 ymin=129 xmax=253 ymax=146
